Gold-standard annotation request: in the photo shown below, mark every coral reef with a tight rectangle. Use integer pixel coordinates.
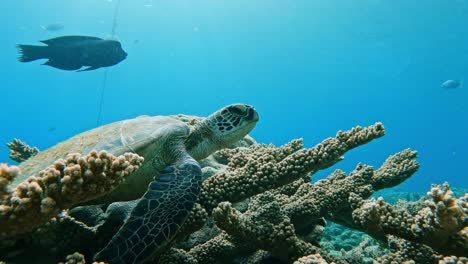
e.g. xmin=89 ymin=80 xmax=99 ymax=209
xmin=439 ymin=256 xmax=468 ymax=264
xmin=59 ymin=252 xmax=86 ymax=264
xmin=0 ymin=163 xmax=20 ymax=200
xmin=1 ymin=122 xmax=467 ymax=264
xmin=58 ymin=252 xmax=106 ymax=264
xmin=0 ymin=150 xmax=143 ymax=237
xmin=6 ymin=138 xmax=39 ymax=162
xmin=293 ymin=254 xmax=332 ymax=264
xmin=349 ymin=182 xmax=467 ymax=256
xmin=320 ymin=223 xmax=384 ymax=264
xmin=375 ymin=235 xmax=439 ymax=263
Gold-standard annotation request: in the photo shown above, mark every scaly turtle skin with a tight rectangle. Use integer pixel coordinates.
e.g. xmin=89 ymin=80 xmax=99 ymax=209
xmin=16 ymin=104 xmax=259 ymax=264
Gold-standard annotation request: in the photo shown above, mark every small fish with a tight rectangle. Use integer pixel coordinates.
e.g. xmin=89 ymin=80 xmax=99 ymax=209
xmin=40 ymin=22 xmax=64 ymax=31
xmin=17 ymin=35 xmax=127 ymax=71
xmin=441 ymin=79 xmax=463 ymax=89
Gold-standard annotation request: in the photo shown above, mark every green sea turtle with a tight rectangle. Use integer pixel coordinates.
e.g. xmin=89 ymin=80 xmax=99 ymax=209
xmin=16 ymin=104 xmax=259 ymax=264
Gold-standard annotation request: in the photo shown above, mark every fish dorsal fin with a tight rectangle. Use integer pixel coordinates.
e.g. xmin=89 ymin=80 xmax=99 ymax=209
xmin=40 ymin=36 xmax=103 ymax=45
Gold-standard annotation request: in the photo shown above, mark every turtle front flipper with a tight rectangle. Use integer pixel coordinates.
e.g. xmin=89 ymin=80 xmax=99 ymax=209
xmin=94 ymin=155 xmax=202 ymax=264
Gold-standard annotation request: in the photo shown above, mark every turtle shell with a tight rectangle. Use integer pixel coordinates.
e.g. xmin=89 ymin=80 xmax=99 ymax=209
xmin=15 ymin=115 xmax=191 ymax=195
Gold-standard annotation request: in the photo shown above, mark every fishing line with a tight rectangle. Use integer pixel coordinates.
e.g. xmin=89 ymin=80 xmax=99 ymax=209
xmin=96 ymin=0 xmax=122 ymax=126
xmin=110 ymin=0 xmax=121 ymax=36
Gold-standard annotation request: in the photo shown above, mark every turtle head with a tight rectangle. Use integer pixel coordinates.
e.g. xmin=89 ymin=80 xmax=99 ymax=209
xmin=206 ymin=104 xmax=259 ymax=139
xmin=186 ymin=104 xmax=259 ymax=160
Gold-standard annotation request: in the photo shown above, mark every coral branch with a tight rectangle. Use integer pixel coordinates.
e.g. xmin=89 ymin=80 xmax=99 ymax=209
xmin=199 ymin=123 xmax=385 ymax=212
xmin=213 ymin=194 xmax=319 ymax=262
xmin=0 ymin=164 xmax=20 ymax=200
xmin=283 ymin=149 xmax=419 ymax=230
xmin=350 ymin=183 xmax=468 ymax=256
xmin=0 ymin=150 xmax=143 ymax=237
xmin=160 ymin=232 xmax=250 ymax=264
xmin=372 ymin=148 xmax=420 ymax=189
xmin=3 ymin=122 xmax=465 ymax=263
xmin=187 ymin=233 xmax=243 ymax=264
xmin=294 ymin=254 xmax=332 ymax=264
xmin=6 ymin=138 xmax=39 ymax=163
xmin=375 ymin=235 xmax=439 ymax=263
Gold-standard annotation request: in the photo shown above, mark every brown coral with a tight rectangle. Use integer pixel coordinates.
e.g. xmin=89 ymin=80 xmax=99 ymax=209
xmin=0 ymin=164 xmax=20 ymax=199
xmin=284 ymin=149 xmax=419 ymax=231
xmin=3 ymin=122 xmax=466 ymax=264
xmin=0 ymin=150 xmax=143 ymax=237
xmin=159 ymin=123 xmax=394 ymax=263
xmin=438 ymin=256 xmax=468 ymax=264
xmin=199 ymin=123 xmax=386 ymax=212
xmin=6 ymin=138 xmax=39 ymax=163
xmin=60 ymin=252 xmax=86 ymax=264
xmin=350 ymin=183 xmax=468 ymax=256
xmin=375 ymin=235 xmax=439 ymax=264
xmin=294 ymin=253 xmax=333 ymax=264
xmin=159 ymin=123 xmax=466 ymax=262
xmin=213 ymin=194 xmax=318 ymax=262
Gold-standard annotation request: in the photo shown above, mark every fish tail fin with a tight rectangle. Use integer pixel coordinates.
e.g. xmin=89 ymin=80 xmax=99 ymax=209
xmin=16 ymin=44 xmax=49 ymax=62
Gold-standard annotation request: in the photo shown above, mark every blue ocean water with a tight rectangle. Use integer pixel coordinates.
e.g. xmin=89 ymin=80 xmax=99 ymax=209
xmin=1 ymin=0 xmax=467 ymax=191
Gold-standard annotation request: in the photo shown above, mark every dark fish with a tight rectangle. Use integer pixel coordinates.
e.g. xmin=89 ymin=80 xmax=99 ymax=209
xmin=16 ymin=35 xmax=127 ymax=71
xmin=40 ymin=22 xmax=64 ymax=31
xmin=441 ymin=79 xmax=463 ymax=89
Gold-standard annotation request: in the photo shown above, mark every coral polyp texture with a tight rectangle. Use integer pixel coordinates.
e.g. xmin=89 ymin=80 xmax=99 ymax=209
xmin=0 ymin=150 xmax=143 ymax=237
xmin=294 ymin=253 xmax=333 ymax=264
xmin=6 ymin=138 xmax=39 ymax=163
xmin=1 ymin=122 xmax=467 ymax=264
xmin=350 ymin=182 xmax=468 ymax=256
xmin=199 ymin=123 xmax=386 ymax=212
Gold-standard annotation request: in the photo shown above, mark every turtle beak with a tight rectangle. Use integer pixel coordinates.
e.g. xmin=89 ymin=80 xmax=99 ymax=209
xmin=246 ymin=106 xmax=259 ymax=122
xmin=234 ymin=104 xmax=258 ymax=122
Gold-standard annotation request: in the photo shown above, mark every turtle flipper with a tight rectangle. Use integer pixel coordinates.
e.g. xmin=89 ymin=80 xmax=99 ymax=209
xmin=94 ymin=156 xmax=202 ymax=264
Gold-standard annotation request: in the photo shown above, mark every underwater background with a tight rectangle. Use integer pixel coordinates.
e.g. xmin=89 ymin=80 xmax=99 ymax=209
xmin=1 ymin=0 xmax=467 ymax=193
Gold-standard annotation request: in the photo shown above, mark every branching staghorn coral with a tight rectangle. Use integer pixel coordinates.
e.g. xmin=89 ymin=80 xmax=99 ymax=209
xmin=199 ymin=123 xmax=386 ymax=212
xmin=283 ymin=149 xmax=419 ymax=231
xmin=158 ymin=122 xmax=465 ymax=263
xmin=153 ymin=123 xmax=387 ymax=262
xmin=212 ymin=194 xmax=318 ymax=262
xmin=293 ymin=254 xmax=333 ymax=264
xmin=438 ymin=256 xmax=468 ymax=264
xmin=0 ymin=164 xmax=20 ymax=200
xmin=6 ymin=138 xmax=39 ymax=163
xmin=2 ymin=122 xmax=467 ymax=264
xmin=375 ymin=235 xmax=440 ymax=264
xmin=59 ymin=252 xmax=107 ymax=264
xmin=349 ymin=182 xmax=468 ymax=256
xmin=158 ymin=123 xmax=398 ymax=263
xmin=59 ymin=252 xmax=86 ymax=264
xmin=188 ymin=150 xmax=421 ymax=263
xmin=0 ymin=150 xmax=143 ymax=237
